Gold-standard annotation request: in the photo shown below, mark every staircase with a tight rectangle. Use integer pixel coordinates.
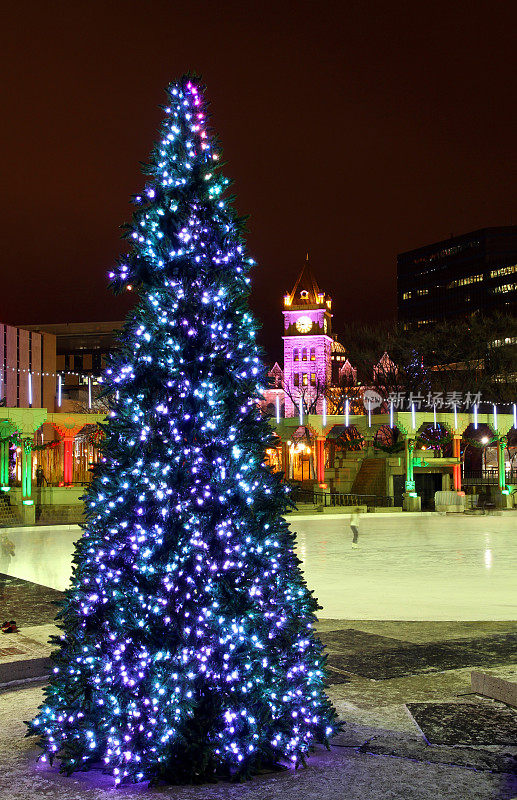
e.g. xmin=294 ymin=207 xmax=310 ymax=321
xmin=351 ymin=458 xmax=387 ymax=498
xmin=0 ymin=494 xmax=20 ymax=527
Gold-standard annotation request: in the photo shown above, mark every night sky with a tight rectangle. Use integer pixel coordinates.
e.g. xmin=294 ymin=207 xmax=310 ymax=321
xmin=2 ymin=1 xmax=516 ymax=361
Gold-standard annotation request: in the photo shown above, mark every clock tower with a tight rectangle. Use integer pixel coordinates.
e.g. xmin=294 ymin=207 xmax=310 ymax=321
xmin=283 ymin=257 xmax=333 ymax=417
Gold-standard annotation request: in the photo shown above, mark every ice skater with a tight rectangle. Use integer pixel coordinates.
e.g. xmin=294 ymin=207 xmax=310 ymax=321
xmin=350 ymin=506 xmax=361 ymax=547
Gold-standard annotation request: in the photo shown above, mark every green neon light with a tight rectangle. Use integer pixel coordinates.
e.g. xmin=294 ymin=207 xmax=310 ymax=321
xmin=0 ymin=440 xmax=9 ymax=486
xmin=1 ymin=486 xmax=10 ymax=492
xmin=22 ymin=499 xmax=34 ymax=506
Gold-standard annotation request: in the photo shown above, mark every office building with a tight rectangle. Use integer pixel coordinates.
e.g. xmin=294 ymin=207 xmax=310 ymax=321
xmin=397 ymin=226 xmax=517 ymax=327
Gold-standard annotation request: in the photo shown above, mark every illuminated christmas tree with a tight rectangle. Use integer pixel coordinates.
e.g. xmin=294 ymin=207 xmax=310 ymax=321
xmin=29 ymin=76 xmax=337 ymax=785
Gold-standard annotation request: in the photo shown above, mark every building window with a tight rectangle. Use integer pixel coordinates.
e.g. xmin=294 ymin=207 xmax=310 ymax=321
xmin=448 ymin=274 xmax=483 ymax=288
xmin=294 ymin=373 xmax=299 ymax=387
xmin=310 ymin=348 xmax=315 ymax=361
xmin=402 ymin=291 xmax=412 ymax=300
xmin=493 ymin=282 xmax=517 ymax=295
xmin=490 ymin=336 xmax=517 ymax=348
xmin=302 ymin=348 xmax=307 ymax=361
xmin=310 ymin=373 xmax=316 ymax=386
xmin=416 ymin=288 xmax=429 ymax=296
xmin=490 ymin=264 xmax=517 ymax=279
xmin=302 ymin=373 xmax=308 ymax=386
xmin=293 ymin=348 xmax=299 ymax=362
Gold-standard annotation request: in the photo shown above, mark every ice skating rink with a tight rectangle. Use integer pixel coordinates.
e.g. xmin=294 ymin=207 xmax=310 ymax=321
xmin=1 ymin=513 xmax=516 ymax=620
xmin=292 ymin=513 xmax=517 ymax=620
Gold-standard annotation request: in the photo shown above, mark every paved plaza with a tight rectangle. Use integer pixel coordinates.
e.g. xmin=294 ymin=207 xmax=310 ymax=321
xmin=0 ymin=514 xmax=515 ymax=798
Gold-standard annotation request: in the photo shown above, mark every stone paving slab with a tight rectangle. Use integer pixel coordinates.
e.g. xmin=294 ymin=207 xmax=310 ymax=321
xmin=320 ymin=628 xmax=415 ymax=652
xmin=1 ymin=621 xmax=516 ymax=778
xmin=0 ymin=618 xmax=516 ymax=799
xmin=316 ymin=619 xmax=517 ymax=642
xmin=327 ymin=643 xmax=464 ymax=679
xmin=325 ymin=666 xmax=351 ymax=684
xmin=407 ymin=701 xmax=517 ymax=746
xmin=319 ymin=629 xmax=517 ymax=680
xmin=0 ymin=657 xmax=51 ymax=687
xmin=0 ymin=632 xmax=53 ymax=665
xmin=0 ymin=627 xmax=55 ymax=686
xmin=356 ymin=728 xmax=517 ymax=775
xmin=0 ymin=572 xmax=63 ymax=626
xmin=18 ymin=623 xmax=59 ymax=646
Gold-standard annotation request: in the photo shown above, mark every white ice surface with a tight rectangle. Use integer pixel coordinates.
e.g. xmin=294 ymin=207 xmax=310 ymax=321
xmin=292 ymin=513 xmax=517 ymax=620
xmin=0 ymin=524 xmax=78 ymax=593
xmin=1 ymin=514 xmax=516 ymax=620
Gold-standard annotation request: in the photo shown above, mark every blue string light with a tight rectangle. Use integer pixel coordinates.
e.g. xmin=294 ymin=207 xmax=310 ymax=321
xmin=28 ymin=75 xmax=337 ymax=785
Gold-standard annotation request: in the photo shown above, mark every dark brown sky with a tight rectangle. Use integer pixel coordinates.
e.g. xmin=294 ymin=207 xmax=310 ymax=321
xmin=2 ymin=0 xmax=516 ymax=360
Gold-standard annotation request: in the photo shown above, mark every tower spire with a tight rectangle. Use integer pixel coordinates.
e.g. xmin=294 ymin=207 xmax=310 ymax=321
xmin=286 ymin=255 xmax=323 ymax=306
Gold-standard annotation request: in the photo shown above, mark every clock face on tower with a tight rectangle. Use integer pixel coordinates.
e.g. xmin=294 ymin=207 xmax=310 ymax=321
xmin=295 ymin=315 xmax=313 ymax=334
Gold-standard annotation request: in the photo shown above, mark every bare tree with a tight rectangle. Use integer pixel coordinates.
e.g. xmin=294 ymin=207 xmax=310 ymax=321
xmin=281 ymin=379 xmax=327 ymax=416
xmin=340 ymin=314 xmax=517 ymax=409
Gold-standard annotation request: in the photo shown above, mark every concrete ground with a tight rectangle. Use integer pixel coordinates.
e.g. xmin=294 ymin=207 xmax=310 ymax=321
xmin=0 ymin=684 xmax=515 ymax=800
xmin=0 ymin=617 xmax=515 ymax=799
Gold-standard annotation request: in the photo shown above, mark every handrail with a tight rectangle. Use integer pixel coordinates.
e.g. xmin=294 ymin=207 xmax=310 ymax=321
xmin=462 ymin=468 xmax=517 ymax=485
xmin=291 ymin=486 xmax=393 ymax=508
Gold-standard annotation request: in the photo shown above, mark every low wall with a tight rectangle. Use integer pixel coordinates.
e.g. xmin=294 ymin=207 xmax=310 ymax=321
xmin=289 ymin=509 xmax=517 ymax=534
xmin=36 ymin=505 xmax=84 ymax=524
xmin=8 ymin=486 xmax=85 ymax=525
xmin=0 ymin=524 xmax=80 ymax=590
xmin=33 ymin=486 xmax=85 ymax=505
xmin=325 ymin=455 xmax=362 ymax=493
